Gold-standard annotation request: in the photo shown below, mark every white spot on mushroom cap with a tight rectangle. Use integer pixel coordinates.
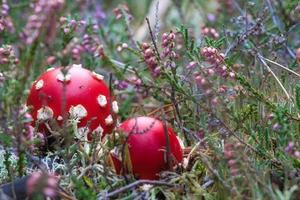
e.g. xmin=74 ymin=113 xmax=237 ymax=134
xmin=72 ymin=64 xmax=82 ymax=68
xmin=112 ymin=101 xmax=119 ymax=114
xmin=37 ymin=106 xmax=54 ymax=121
xmin=69 ymin=104 xmax=87 ymax=120
xmin=57 ymin=115 xmax=63 ymax=121
xmin=97 ymin=95 xmax=107 ymax=107
xmin=46 ymin=67 xmax=55 ymax=72
xmin=35 ymin=79 xmax=44 ymax=90
xmin=92 ymin=71 xmax=104 ymax=81
xmin=105 ymin=114 xmax=113 ymax=125
xmin=56 ymin=73 xmax=71 ymax=82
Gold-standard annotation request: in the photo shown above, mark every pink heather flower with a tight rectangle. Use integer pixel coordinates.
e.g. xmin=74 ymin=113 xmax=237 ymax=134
xmin=161 ymin=31 xmax=177 ymax=59
xmin=63 ymin=33 xmax=104 ymax=61
xmin=200 ymin=47 xmax=236 ymax=79
xmin=272 ymin=123 xmax=281 ymax=131
xmin=229 ymin=72 xmax=235 ymax=78
xmin=201 ymin=27 xmax=220 ymax=39
xmin=207 ymin=13 xmax=216 ymax=22
xmin=141 ymin=42 xmax=159 ymax=77
xmin=95 ymin=4 xmax=106 ymax=21
xmin=217 ymin=0 xmax=234 ymax=15
xmin=224 ymin=143 xmax=240 ymax=177
xmin=122 ymin=43 xmax=128 ymax=49
xmin=27 ymin=172 xmax=60 ymax=198
xmin=128 ymin=75 xmax=142 ymax=86
xmin=0 ymin=45 xmax=18 ymax=64
xmin=207 ymin=68 xmax=215 ymax=75
xmin=295 ymin=4 xmax=300 ymax=13
xmin=285 ymin=142 xmax=295 ymax=153
xmin=0 ymin=1 xmax=15 ymax=33
xmin=267 ymin=113 xmax=274 ymax=120
xmin=113 ymin=4 xmax=133 ymax=20
xmin=114 ymin=80 xmax=129 ymax=90
xmin=218 ymin=85 xmax=228 ymax=93
xmin=230 ymin=168 xmax=239 ymax=176
xmin=21 ymin=0 xmax=65 ymax=44
xmin=227 ymin=159 xmax=236 ymax=166
xmin=46 ymin=56 xmax=56 ymax=65
xmin=285 ymin=142 xmax=300 ymax=158
xmin=200 ymin=47 xmax=223 ymax=65
xmin=113 ymin=8 xmax=122 ymax=19
xmin=117 ymin=45 xmax=122 ymax=52
xmin=211 ymin=97 xmax=219 ymax=105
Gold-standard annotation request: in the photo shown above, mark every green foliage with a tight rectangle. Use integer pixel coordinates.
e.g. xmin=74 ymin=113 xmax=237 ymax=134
xmin=72 ymin=177 xmax=97 ymax=200
xmin=1 ymin=0 xmax=300 ymax=199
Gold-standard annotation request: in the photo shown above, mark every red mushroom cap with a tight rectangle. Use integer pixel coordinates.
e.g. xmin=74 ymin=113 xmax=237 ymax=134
xmin=26 ymin=65 xmax=118 ymax=141
xmin=110 ymin=116 xmax=183 ymax=180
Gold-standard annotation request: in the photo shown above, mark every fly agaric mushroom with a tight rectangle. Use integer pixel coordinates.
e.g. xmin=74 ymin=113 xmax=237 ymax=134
xmin=110 ymin=116 xmax=183 ymax=180
xmin=26 ymin=64 xmax=118 ymax=142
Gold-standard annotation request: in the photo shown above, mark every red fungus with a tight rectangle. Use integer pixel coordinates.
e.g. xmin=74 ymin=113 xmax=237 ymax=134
xmin=27 ymin=64 xmax=118 ymax=141
xmin=110 ymin=116 xmax=183 ymax=180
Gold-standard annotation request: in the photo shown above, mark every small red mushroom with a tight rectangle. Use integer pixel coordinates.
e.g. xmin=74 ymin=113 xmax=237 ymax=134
xmin=110 ymin=116 xmax=183 ymax=180
xmin=26 ymin=64 xmax=118 ymax=142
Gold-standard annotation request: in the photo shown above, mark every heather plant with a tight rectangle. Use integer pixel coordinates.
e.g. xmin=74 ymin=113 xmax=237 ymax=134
xmin=1 ymin=0 xmax=300 ymax=199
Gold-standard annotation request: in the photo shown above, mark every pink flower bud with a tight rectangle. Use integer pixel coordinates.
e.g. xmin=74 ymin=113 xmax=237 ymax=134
xmin=117 ymin=46 xmax=122 ymax=52
xmin=230 ymin=168 xmax=239 ymax=176
xmin=211 ymin=97 xmax=218 ymax=105
xmin=144 ymin=48 xmax=153 ymax=58
xmin=207 ymin=68 xmax=215 ymax=75
xmin=141 ymin=43 xmax=150 ymax=50
xmin=168 ymin=32 xmax=176 ymax=40
xmin=186 ymin=61 xmax=197 ymax=70
xmin=229 ymin=72 xmax=235 ymax=78
xmin=227 ymin=159 xmax=236 ymax=166
xmin=46 ymin=56 xmax=56 ymax=65
xmin=122 ymin=43 xmax=128 ymax=49
xmin=162 ymin=33 xmax=168 ymax=40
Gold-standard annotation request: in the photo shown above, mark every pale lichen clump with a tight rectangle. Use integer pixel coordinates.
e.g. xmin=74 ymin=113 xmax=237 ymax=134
xmin=0 ymin=149 xmax=18 ymax=182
